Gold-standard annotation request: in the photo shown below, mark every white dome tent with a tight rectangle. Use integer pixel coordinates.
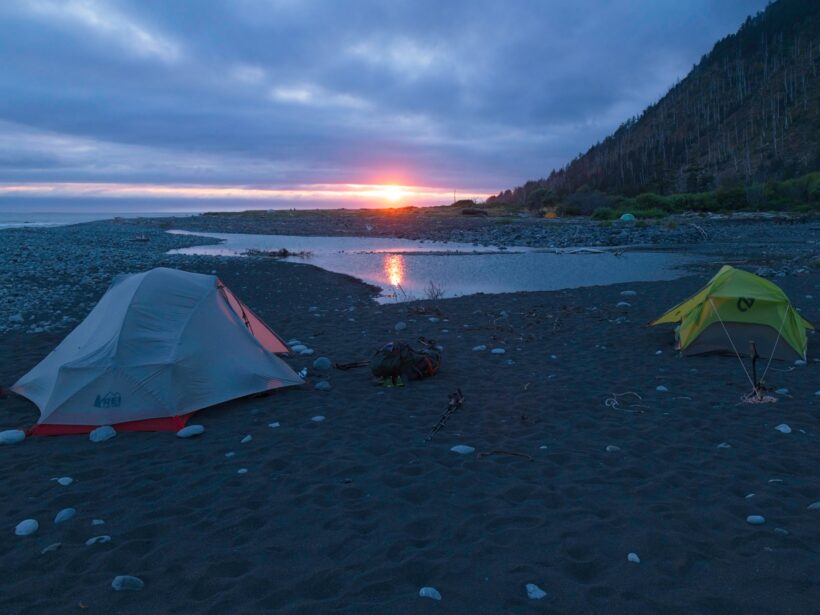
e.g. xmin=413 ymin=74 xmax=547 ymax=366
xmin=12 ymin=268 xmax=303 ymax=435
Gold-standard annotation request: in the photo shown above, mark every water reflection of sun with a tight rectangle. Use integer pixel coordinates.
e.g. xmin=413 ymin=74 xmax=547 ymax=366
xmin=384 ymin=254 xmax=405 ymax=287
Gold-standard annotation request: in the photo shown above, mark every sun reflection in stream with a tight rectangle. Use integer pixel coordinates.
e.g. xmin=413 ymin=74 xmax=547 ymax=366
xmin=384 ymin=254 xmax=405 ymax=288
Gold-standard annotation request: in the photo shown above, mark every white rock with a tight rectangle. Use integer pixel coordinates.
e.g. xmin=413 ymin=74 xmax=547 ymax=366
xmin=605 ymin=445 xmax=621 ymax=453
xmin=240 ymin=434 xmax=252 ymax=444
xmin=86 ymin=535 xmax=112 ymax=545
xmin=775 ymin=388 xmax=789 ymax=395
xmin=311 ymin=416 xmax=325 ymax=422
xmin=815 ymin=390 xmax=820 ymax=396
xmin=41 ymin=542 xmax=61 ymax=554
xmin=54 ymin=508 xmax=76 ymax=524
xmin=525 ymin=583 xmax=547 ymax=599
xmin=627 ymin=552 xmax=641 ymax=563
xmin=395 ymin=321 xmax=407 ymax=332
xmin=112 ymin=575 xmax=144 ymax=591
xmin=268 ymin=422 xmax=280 ymax=428
xmin=655 ymin=350 xmax=663 ymax=355
xmin=746 ymin=515 xmax=766 ymax=525
xmin=237 ymin=468 xmax=248 ymax=474
xmin=300 ymin=348 xmax=314 ymax=356
xmin=291 ymin=344 xmax=308 ymax=353
xmin=176 ymin=425 xmax=205 ymax=438
xmin=616 ymin=301 xmax=631 ymax=308
xmin=92 ymin=519 xmax=105 ymax=526
xmin=656 ymin=385 xmax=669 ymax=392
xmin=491 ymin=348 xmax=506 ymax=354
xmin=15 ymin=519 xmax=38 ymax=536
xmin=312 ymin=357 xmax=332 ymax=371
xmin=287 ymin=339 xmax=302 ymax=346
xmin=54 ymin=477 xmax=74 ymax=486
xmin=807 ymin=502 xmax=820 ymax=510
xmin=0 ymin=429 xmax=25 ymax=445
xmin=745 ymin=493 xmax=755 ymax=499
xmin=794 ymin=359 xmax=807 ymax=366
xmin=774 ymin=424 xmax=792 ymax=434
xmin=717 ymin=442 xmax=731 ymax=449
xmin=472 ymin=345 xmax=487 ymax=351
xmin=225 ymin=451 xmax=235 ymax=457
xmin=418 ymin=587 xmax=441 ymax=601
xmin=450 ymin=445 xmax=475 ymax=455
xmin=620 ymin=290 xmax=637 ymax=297
xmin=89 ymin=426 xmax=116 ymax=442
xmin=315 ymin=380 xmax=332 ymax=391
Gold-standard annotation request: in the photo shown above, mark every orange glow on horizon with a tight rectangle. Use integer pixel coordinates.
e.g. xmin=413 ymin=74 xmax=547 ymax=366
xmin=0 ymin=181 xmax=491 ymax=206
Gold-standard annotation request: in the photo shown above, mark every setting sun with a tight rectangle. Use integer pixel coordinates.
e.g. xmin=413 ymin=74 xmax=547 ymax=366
xmin=378 ymin=184 xmax=407 ymax=203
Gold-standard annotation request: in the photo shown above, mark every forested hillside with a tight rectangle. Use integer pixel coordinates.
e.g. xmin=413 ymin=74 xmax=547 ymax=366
xmin=489 ymin=0 xmax=820 ymax=206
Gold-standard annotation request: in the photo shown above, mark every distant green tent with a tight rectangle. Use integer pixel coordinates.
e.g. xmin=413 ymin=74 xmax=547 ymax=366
xmin=651 ymin=265 xmax=813 ymax=361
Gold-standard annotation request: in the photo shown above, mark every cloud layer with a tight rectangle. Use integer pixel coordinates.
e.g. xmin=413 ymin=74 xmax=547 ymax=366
xmin=0 ymin=0 xmax=768 ymax=207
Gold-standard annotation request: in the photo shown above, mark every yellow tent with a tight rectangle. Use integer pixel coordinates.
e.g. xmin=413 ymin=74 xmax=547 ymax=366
xmin=651 ymin=265 xmax=813 ymax=361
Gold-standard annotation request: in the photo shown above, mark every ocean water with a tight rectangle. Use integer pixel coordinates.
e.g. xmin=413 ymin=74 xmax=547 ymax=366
xmin=168 ymin=230 xmax=699 ymax=302
xmin=0 ymin=211 xmax=181 ymax=230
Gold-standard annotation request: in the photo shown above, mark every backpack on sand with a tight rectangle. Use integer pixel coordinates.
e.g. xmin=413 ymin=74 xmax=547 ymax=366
xmin=371 ymin=339 xmax=441 ymax=384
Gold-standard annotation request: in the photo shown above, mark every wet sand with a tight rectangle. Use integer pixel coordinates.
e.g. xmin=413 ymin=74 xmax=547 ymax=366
xmin=0 ymin=219 xmax=818 ymax=613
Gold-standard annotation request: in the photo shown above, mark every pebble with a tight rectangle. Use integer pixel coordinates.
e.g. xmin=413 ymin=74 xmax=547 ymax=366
xmin=814 ymin=390 xmax=820 ymax=396
xmin=775 ymin=388 xmax=789 ymax=395
xmin=616 ymin=301 xmax=631 ymax=308
xmin=774 ymin=528 xmax=789 ymax=535
xmin=627 ymin=552 xmax=641 ymax=563
xmin=240 ymin=434 xmax=252 ymax=444
xmin=774 ymin=424 xmax=792 ymax=434
xmin=54 ymin=508 xmax=76 ymax=524
xmin=54 ymin=477 xmax=74 ymax=486
xmin=9 ymin=313 xmax=24 ymax=323
xmin=311 ymin=415 xmax=325 ymax=422
xmin=620 ymin=290 xmax=637 ymax=297
xmin=746 ymin=515 xmax=766 ymax=525
xmin=395 ymin=321 xmax=407 ymax=332
xmin=807 ymin=502 xmax=820 ymax=510
xmin=525 ymin=583 xmax=547 ymax=599
xmin=92 ymin=519 xmax=105 ymax=525
xmin=605 ymin=445 xmax=621 ymax=453
xmin=655 ymin=350 xmax=663 ymax=355
xmin=268 ymin=422 xmax=280 ymax=428
xmin=418 ymin=587 xmax=441 ymax=601
xmin=176 ymin=425 xmax=205 ymax=438
xmin=300 ymin=348 xmax=314 ymax=356
xmin=717 ymin=442 xmax=731 ymax=449
xmin=237 ymin=468 xmax=248 ymax=474
xmin=450 ymin=445 xmax=475 ymax=455
xmin=745 ymin=493 xmax=755 ymax=499
xmin=656 ymin=385 xmax=669 ymax=392
xmin=472 ymin=345 xmax=487 ymax=351
xmin=313 ymin=357 xmax=332 ymax=371
xmin=89 ymin=426 xmax=116 ymax=442
xmin=794 ymin=360 xmax=806 ymax=366
xmin=86 ymin=535 xmax=112 ymax=545
xmin=315 ymin=380 xmax=332 ymax=391
xmin=288 ymin=339 xmax=302 ymax=346
xmin=112 ymin=576 xmax=144 ymax=591
xmin=491 ymin=348 xmax=506 ymax=354
xmin=428 ymin=317 xmax=440 ymax=323
xmin=0 ymin=429 xmax=26 ymax=445
xmin=15 ymin=519 xmax=38 ymax=536
xmin=225 ymin=451 xmax=235 ymax=457
xmin=41 ymin=542 xmax=62 ymax=554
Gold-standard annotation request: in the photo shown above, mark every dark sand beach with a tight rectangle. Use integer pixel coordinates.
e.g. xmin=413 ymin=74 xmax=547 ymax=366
xmin=1 ymin=216 xmax=818 ymax=613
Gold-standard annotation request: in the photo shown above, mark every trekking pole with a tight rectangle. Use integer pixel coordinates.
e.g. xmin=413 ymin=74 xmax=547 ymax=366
xmin=749 ymin=341 xmax=762 ymax=400
xmin=426 ymin=389 xmax=464 ymax=441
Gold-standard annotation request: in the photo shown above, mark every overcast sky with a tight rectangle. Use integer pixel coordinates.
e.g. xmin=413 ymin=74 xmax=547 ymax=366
xmin=0 ymin=0 xmax=769 ymax=208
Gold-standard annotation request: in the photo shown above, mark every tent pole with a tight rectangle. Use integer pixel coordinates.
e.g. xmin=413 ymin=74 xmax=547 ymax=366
xmin=749 ymin=341 xmax=762 ymax=400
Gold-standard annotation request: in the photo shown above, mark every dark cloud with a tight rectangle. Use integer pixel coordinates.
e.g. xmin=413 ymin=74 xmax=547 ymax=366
xmin=0 ymin=0 xmax=769 ymax=203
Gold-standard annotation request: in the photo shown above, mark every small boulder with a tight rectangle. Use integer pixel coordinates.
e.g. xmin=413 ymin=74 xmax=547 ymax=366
xmin=312 ymin=357 xmax=332 ymax=371
xmin=15 ymin=519 xmax=38 ymax=536
xmin=0 ymin=430 xmax=25 ymax=445
xmin=525 ymin=583 xmax=547 ymax=599
xmin=176 ymin=425 xmax=205 ymax=438
xmin=315 ymin=380 xmax=332 ymax=392
xmin=627 ymin=552 xmax=641 ymax=563
xmin=112 ymin=576 xmax=144 ymax=591
xmin=54 ymin=508 xmax=76 ymax=524
xmin=418 ymin=587 xmax=441 ymax=601
xmin=89 ymin=426 xmax=116 ymax=443
xmin=746 ymin=515 xmax=766 ymax=525
xmin=774 ymin=424 xmax=792 ymax=434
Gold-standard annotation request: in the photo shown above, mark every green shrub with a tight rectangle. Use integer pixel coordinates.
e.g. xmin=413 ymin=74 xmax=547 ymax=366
xmin=592 ymin=207 xmax=615 ymax=220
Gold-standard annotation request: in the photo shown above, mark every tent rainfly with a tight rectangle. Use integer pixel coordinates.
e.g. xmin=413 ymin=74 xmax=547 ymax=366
xmin=650 ymin=265 xmax=813 ymax=361
xmin=12 ymin=267 xmax=303 ymax=435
